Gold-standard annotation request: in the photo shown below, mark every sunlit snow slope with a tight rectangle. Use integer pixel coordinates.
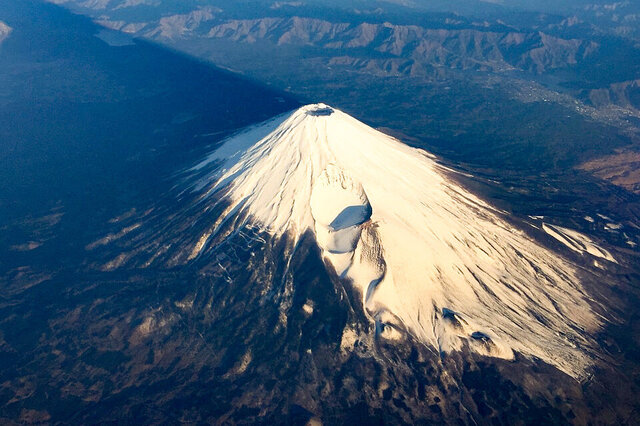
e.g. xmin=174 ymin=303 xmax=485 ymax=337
xmin=190 ymin=104 xmax=606 ymax=378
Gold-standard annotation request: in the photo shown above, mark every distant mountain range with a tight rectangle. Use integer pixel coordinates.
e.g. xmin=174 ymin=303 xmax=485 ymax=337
xmin=53 ymin=3 xmax=603 ymax=75
xmin=201 ymin=18 xmax=598 ymax=74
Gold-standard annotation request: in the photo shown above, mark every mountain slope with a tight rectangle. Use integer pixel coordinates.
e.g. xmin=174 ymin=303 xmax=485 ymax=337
xmin=184 ymin=104 xmax=609 ymax=379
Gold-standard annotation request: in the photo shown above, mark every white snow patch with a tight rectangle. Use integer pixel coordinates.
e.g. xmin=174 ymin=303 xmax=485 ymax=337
xmin=435 ymin=163 xmax=474 ymax=178
xmin=542 ymin=223 xmax=617 ymax=264
xmin=189 ymin=103 xmax=605 ymax=378
xmin=605 ymin=223 xmax=622 ymax=231
xmin=302 ymin=301 xmax=314 ymax=315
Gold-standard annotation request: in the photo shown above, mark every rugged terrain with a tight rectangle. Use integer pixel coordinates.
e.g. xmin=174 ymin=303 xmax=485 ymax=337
xmin=1 ymin=1 xmax=640 ymax=424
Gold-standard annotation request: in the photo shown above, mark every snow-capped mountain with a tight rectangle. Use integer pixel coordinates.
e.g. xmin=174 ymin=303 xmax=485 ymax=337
xmin=184 ymin=103 xmax=609 ymax=379
xmin=0 ymin=21 xmax=11 ymax=44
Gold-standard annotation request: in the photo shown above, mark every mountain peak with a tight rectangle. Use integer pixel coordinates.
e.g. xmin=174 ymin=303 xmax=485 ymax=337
xmin=188 ymin=104 xmax=605 ymax=378
xmin=301 ymin=103 xmax=335 ymax=116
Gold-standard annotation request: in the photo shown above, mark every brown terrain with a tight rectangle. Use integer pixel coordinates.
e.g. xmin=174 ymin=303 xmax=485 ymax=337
xmin=579 ymin=149 xmax=640 ymax=194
